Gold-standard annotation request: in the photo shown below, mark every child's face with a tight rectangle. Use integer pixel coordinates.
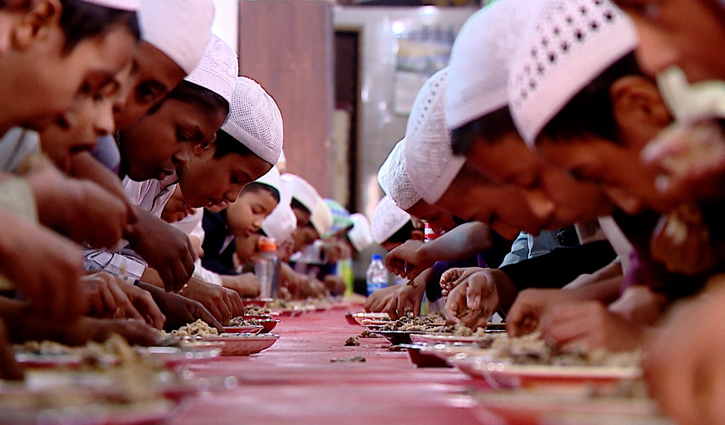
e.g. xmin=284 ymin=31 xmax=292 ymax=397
xmin=113 ymin=42 xmax=187 ymax=130
xmin=292 ymin=206 xmax=312 ymax=228
xmin=39 ymin=62 xmax=133 ymax=171
xmin=466 ymin=131 xmax=614 ymax=228
xmin=236 ymin=232 xmax=261 ymax=264
xmin=291 ymin=225 xmax=320 ymax=254
xmin=226 ymin=189 xmax=279 ymax=238
xmin=161 ymin=185 xmax=193 ymax=223
xmin=405 ymin=200 xmax=457 ymax=235
xmin=3 ymin=19 xmax=136 ymax=134
xmin=177 ymin=141 xmax=273 ymax=208
xmin=435 ymin=165 xmax=550 ymax=240
xmin=538 ymin=137 xmax=664 ymax=214
xmin=120 ymin=98 xmax=227 ymax=181
xmin=615 ymin=0 xmax=725 ymax=81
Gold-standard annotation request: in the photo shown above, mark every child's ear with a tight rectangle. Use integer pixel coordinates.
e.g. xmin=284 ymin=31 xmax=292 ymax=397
xmin=610 ymin=76 xmax=672 ymax=146
xmin=12 ymin=0 xmax=61 ymax=51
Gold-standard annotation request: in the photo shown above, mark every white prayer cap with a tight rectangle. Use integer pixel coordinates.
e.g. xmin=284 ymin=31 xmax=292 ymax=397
xmin=221 ymin=77 xmax=284 ymax=165
xmin=509 ymin=0 xmax=638 ymax=145
xmin=405 ymin=68 xmax=465 ymax=205
xmin=262 ymin=176 xmax=296 ymax=243
xmin=139 ymin=0 xmax=215 ymax=74
xmin=80 ymin=0 xmax=140 ymax=11
xmin=310 ymin=200 xmax=333 ymax=237
xmin=446 ymin=0 xmax=534 ymax=129
xmin=377 ymin=139 xmax=421 ymax=210
xmin=281 ymin=173 xmax=320 ymax=214
xmin=254 ymin=165 xmax=282 ymax=197
xmin=184 ymin=34 xmax=238 ymax=105
xmin=348 ymin=213 xmax=374 ymax=252
xmin=370 ymin=195 xmax=411 ymax=244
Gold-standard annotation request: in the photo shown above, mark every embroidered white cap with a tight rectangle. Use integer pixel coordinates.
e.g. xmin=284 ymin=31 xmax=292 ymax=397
xmin=348 ymin=213 xmax=374 ymax=252
xmin=221 ymin=77 xmax=284 ymax=165
xmin=254 ymin=165 xmax=282 ymax=197
xmin=377 ymin=139 xmax=421 ymax=210
xmin=139 ymin=0 xmax=215 ymax=74
xmin=370 ymin=195 xmax=411 ymax=245
xmin=509 ymin=0 xmax=638 ymax=145
xmin=281 ymin=173 xmax=320 ymax=214
xmin=80 ymin=0 xmax=140 ymax=11
xmin=310 ymin=199 xmax=333 ymax=237
xmin=262 ymin=173 xmax=296 ymax=243
xmin=405 ymin=68 xmax=465 ymax=205
xmin=446 ymin=0 xmax=534 ymax=129
xmin=184 ymin=34 xmax=238 ymax=106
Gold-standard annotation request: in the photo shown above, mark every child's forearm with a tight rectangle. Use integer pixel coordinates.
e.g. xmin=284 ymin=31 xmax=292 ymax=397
xmin=418 ymin=222 xmax=492 ymax=265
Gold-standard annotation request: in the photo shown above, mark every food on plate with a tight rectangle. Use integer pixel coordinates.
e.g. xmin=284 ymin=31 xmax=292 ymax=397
xmin=227 ymin=316 xmax=262 ymax=327
xmin=378 ymin=313 xmax=446 ymax=332
xmin=170 ymin=319 xmax=219 ymax=337
xmin=488 ymin=333 xmax=642 ymax=367
xmin=244 ymin=305 xmax=271 ymax=316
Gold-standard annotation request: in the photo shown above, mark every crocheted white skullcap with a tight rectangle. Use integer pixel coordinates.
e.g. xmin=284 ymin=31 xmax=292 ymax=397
xmin=509 ymin=0 xmax=638 ymax=145
xmin=348 ymin=213 xmax=374 ymax=252
xmin=405 ymin=68 xmax=465 ymax=205
xmin=262 ymin=172 xmax=296 ymax=243
xmin=446 ymin=0 xmax=534 ymax=129
xmin=281 ymin=173 xmax=320 ymax=214
xmin=254 ymin=165 xmax=281 ymax=196
xmin=80 ymin=0 xmax=139 ymax=11
xmin=221 ymin=77 xmax=284 ymax=164
xmin=310 ymin=199 xmax=333 ymax=237
xmin=184 ymin=34 xmax=238 ymax=106
xmin=370 ymin=195 xmax=411 ymax=244
xmin=377 ymin=139 xmax=421 ymax=210
xmin=139 ymin=0 xmax=215 ymax=74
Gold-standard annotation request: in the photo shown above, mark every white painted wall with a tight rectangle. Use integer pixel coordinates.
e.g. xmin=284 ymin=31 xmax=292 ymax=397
xmin=212 ymin=0 xmax=240 ymax=54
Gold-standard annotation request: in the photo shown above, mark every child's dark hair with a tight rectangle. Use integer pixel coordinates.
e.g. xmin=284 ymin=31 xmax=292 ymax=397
xmin=450 ymin=106 xmax=517 ymax=156
xmin=148 ymin=80 xmax=229 ymax=117
xmin=241 ymin=182 xmax=280 ymax=203
xmin=213 ymin=130 xmax=264 ymax=160
xmin=385 ymin=220 xmax=416 ymax=244
xmin=291 ymin=198 xmax=311 ymax=215
xmin=60 ymin=0 xmax=140 ymax=54
xmin=539 ymin=52 xmax=644 ymax=144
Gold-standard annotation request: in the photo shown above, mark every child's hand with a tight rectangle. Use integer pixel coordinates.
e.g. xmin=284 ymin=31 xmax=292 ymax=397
xmin=80 ymin=272 xmax=143 ymax=321
xmin=137 ymin=281 xmax=222 ymax=332
xmin=385 ymin=240 xmax=427 ymax=280
xmin=222 ymin=273 xmax=260 ymax=298
xmin=539 ymin=301 xmax=643 ymax=352
xmin=0 ymin=211 xmax=84 ymax=321
xmin=379 ymin=273 xmax=428 ymax=319
xmin=650 ymin=204 xmax=717 ymax=275
xmin=364 ymin=284 xmax=398 ymax=313
xmin=642 ymin=120 xmax=725 ymax=202
xmin=26 ymin=161 xmax=130 ymax=248
xmin=126 ymin=210 xmax=195 ymax=292
xmin=644 ymin=284 xmax=725 ymax=425
xmin=439 ymin=267 xmax=485 ymax=296
xmin=180 ymin=277 xmax=243 ymax=324
xmin=115 ymin=278 xmax=166 ymax=330
xmin=444 ymin=270 xmax=499 ymax=330
xmin=65 ymin=317 xmax=160 ymax=347
xmin=0 ymin=320 xmax=23 ymax=381
xmin=506 ymin=288 xmax=571 ymax=337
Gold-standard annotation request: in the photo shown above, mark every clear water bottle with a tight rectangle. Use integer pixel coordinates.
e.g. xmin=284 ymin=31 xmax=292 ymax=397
xmin=366 ymin=254 xmax=388 ymax=296
xmin=255 ymin=237 xmax=279 ymax=298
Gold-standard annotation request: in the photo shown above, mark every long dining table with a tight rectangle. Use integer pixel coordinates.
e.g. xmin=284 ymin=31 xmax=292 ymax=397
xmin=169 ymin=307 xmax=492 ymax=425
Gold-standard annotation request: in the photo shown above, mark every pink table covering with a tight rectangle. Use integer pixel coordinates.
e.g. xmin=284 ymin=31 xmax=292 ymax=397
xmin=169 ymin=309 xmax=495 ymax=425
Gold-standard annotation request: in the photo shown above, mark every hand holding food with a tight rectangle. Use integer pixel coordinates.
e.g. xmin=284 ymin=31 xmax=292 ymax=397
xmin=439 ymin=267 xmax=485 ymax=296
xmin=126 ymin=210 xmax=196 ymax=292
xmin=385 ymin=240 xmax=427 ymax=280
xmin=539 ymin=300 xmax=644 ymax=353
xmin=180 ymin=277 xmax=244 ymax=324
xmin=444 ymin=270 xmax=499 ymax=330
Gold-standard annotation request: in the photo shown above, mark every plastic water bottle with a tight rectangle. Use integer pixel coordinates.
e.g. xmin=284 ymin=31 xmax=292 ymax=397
xmin=366 ymin=254 xmax=388 ymax=296
xmin=255 ymin=237 xmax=279 ymax=298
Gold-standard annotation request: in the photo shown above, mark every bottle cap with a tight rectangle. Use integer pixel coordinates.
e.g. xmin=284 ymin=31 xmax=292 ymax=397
xmin=257 ymin=236 xmax=278 ymax=252
xmin=371 ymin=254 xmax=383 ymax=261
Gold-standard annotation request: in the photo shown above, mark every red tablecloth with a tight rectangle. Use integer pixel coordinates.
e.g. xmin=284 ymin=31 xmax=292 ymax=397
xmin=169 ymin=309 xmax=492 ymax=425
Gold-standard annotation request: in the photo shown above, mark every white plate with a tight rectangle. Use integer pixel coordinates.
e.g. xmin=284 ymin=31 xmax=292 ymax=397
xmin=195 ymin=334 xmax=279 ymax=356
